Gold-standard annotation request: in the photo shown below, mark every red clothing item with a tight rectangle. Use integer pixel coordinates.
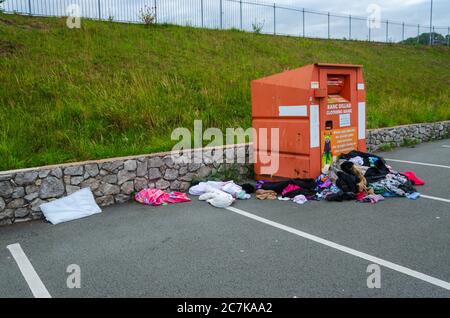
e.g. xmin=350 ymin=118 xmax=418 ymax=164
xmin=356 ymin=192 xmax=366 ymax=201
xmin=402 ymin=171 xmax=425 ymax=186
xmin=281 ymin=184 xmax=301 ymax=196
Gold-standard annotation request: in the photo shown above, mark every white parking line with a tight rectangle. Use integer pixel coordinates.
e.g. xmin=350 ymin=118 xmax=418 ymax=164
xmin=6 ymin=243 xmax=51 ymax=298
xmin=442 ymin=145 xmax=450 ymax=148
xmin=385 ymin=159 xmax=450 ymax=169
xmin=422 ymin=195 xmax=450 ymax=203
xmin=226 ymin=206 xmax=450 ymax=291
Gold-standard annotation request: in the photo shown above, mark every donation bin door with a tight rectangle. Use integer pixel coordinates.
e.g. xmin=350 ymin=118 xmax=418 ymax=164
xmin=318 ymin=67 xmax=359 ymax=168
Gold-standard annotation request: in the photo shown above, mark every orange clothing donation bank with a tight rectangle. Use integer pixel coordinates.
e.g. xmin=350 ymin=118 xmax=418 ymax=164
xmin=252 ymin=63 xmax=367 ymax=180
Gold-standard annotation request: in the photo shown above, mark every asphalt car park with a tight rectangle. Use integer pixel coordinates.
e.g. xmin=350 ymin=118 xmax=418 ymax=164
xmin=0 ymin=140 xmax=449 ymax=298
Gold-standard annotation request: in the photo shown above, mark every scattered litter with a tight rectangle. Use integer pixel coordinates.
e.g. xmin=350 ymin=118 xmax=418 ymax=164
xmin=402 ymin=171 xmax=426 ymax=186
xmin=199 ymin=185 xmax=234 ymax=208
xmin=40 ymin=188 xmax=102 ymax=225
xmin=255 ymin=190 xmax=277 ymax=200
xmin=135 ymin=188 xmax=191 ymax=206
xmin=406 ymin=192 xmax=421 ymax=200
xmin=292 ymin=195 xmax=308 ymax=205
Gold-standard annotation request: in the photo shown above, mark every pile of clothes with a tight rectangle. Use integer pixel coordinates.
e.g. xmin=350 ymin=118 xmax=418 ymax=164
xmin=255 ymin=150 xmax=425 ymax=205
xmin=189 ymin=181 xmax=255 ymax=208
xmin=256 ymin=178 xmax=317 ymax=205
xmin=326 ymin=151 xmax=423 ymax=203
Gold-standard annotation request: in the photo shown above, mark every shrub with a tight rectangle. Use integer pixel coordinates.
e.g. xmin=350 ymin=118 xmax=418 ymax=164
xmin=138 ymin=5 xmax=156 ymax=27
xmin=252 ymin=19 xmax=264 ymax=34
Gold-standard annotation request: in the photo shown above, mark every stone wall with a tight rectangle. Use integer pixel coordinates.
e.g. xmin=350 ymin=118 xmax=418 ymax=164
xmin=366 ymin=121 xmax=450 ymax=152
xmin=1 ymin=121 xmax=449 ymax=226
xmin=0 ymin=144 xmax=251 ymax=226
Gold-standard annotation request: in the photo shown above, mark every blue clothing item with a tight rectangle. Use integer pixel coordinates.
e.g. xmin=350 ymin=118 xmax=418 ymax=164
xmin=368 ymin=157 xmax=379 ymax=167
xmin=382 ymin=192 xmax=400 ymax=198
xmin=406 ymin=192 xmax=421 ymax=200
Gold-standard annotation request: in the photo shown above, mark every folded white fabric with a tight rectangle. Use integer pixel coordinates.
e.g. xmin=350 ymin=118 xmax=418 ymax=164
xmin=199 ymin=186 xmax=234 ymax=208
xmin=40 ymin=188 xmax=102 ymax=225
xmin=189 ymin=181 xmax=226 ymax=196
xmin=221 ymin=182 xmax=243 ymax=196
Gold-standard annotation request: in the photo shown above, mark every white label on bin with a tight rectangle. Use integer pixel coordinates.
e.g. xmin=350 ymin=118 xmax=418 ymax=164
xmin=310 ymin=105 xmax=320 ymax=148
xmin=311 ymin=82 xmax=320 ymax=89
xmin=358 ymin=102 xmax=366 ymax=140
xmin=357 ymin=83 xmax=365 ymax=90
xmin=279 ymin=106 xmax=308 ymax=117
xmin=340 ymin=113 xmax=351 ymax=127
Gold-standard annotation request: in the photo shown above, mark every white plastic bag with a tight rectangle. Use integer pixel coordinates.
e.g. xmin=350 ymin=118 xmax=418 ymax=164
xmin=40 ymin=188 xmax=102 ymax=225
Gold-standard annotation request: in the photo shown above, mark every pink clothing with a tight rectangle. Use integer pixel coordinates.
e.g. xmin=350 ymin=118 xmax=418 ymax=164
xmin=281 ymin=184 xmax=301 ymax=196
xmin=135 ymin=189 xmax=191 ymax=206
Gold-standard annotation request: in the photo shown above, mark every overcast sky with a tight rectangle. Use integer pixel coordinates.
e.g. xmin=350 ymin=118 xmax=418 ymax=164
xmin=4 ymin=0 xmax=449 ymax=41
xmin=272 ymin=0 xmax=448 ymax=27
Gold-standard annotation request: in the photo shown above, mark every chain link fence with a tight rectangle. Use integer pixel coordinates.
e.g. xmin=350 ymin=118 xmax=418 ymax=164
xmin=2 ymin=0 xmax=449 ymax=45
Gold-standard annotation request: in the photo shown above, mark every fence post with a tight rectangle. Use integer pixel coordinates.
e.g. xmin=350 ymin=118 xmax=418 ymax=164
xmin=28 ymin=0 xmax=32 ymax=15
xmin=97 ymin=0 xmax=101 ymax=20
xmin=349 ymin=15 xmax=351 ymax=40
xmin=302 ymin=8 xmax=305 ymax=37
xmin=386 ymin=20 xmax=389 ymax=42
xmin=154 ymin=0 xmax=157 ymax=24
xmin=273 ymin=3 xmax=276 ymax=35
xmin=402 ymin=23 xmax=405 ymax=42
xmin=239 ymin=0 xmax=242 ymax=30
xmin=220 ymin=0 xmax=223 ymax=29
xmin=432 ymin=26 xmax=435 ymax=45
xmin=368 ymin=24 xmax=371 ymax=42
xmin=201 ymin=0 xmax=204 ymax=28
xmin=417 ymin=24 xmax=420 ymax=44
xmin=327 ymin=12 xmax=330 ymax=39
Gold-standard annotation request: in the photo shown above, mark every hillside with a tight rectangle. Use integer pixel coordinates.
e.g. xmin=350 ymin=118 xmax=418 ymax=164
xmin=0 ymin=13 xmax=449 ymax=170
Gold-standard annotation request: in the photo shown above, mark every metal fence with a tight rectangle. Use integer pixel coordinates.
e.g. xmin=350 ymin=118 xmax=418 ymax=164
xmin=2 ymin=0 xmax=450 ymax=45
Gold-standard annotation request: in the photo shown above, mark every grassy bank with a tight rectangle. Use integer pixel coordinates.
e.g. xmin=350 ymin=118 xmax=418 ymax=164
xmin=0 ymin=13 xmax=449 ymax=170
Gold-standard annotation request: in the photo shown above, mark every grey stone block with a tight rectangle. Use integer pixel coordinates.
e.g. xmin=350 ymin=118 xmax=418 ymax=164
xmin=98 ymin=183 xmax=120 ymax=196
xmin=124 ymin=160 xmax=137 ymax=171
xmin=7 ymin=198 xmax=25 ymax=209
xmin=39 ymin=177 xmax=65 ymax=199
xmin=115 ymin=194 xmax=131 ymax=204
xmin=102 ymin=161 xmax=124 ymax=172
xmin=14 ymin=171 xmax=38 ymax=186
xmin=24 ymin=192 xmax=39 ymax=202
xmin=66 ymin=185 xmax=81 ymax=195
xmin=136 ymin=159 xmax=148 ymax=177
xmin=51 ymin=168 xmax=63 ymax=178
xmin=0 ymin=181 xmax=14 ymax=198
xmin=64 ymin=166 xmax=84 ymax=176
xmin=164 ymin=169 xmax=179 ymax=181
xmin=15 ymin=208 xmax=30 ymax=218
xmin=148 ymin=168 xmax=162 ymax=181
xmin=70 ymin=176 xmax=85 ymax=186
xmin=96 ymin=195 xmax=115 ymax=207
xmin=12 ymin=187 xmax=25 ymax=199
xmin=118 ymin=170 xmax=136 ymax=185
xmin=148 ymin=157 xmax=164 ymax=168
xmin=121 ymin=181 xmax=134 ymax=195
xmin=156 ymin=179 xmax=170 ymax=190
xmin=85 ymin=164 xmax=100 ymax=177
xmin=134 ymin=178 xmax=148 ymax=192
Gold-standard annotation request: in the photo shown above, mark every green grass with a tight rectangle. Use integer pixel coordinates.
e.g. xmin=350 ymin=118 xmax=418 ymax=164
xmin=0 ymin=13 xmax=449 ymax=171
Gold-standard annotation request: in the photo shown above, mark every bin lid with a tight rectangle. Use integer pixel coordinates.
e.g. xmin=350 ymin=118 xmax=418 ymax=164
xmin=315 ymin=63 xmax=362 ymax=68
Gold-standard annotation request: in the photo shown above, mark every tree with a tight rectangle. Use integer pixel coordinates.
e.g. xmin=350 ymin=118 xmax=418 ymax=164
xmin=402 ymin=32 xmax=447 ymax=45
